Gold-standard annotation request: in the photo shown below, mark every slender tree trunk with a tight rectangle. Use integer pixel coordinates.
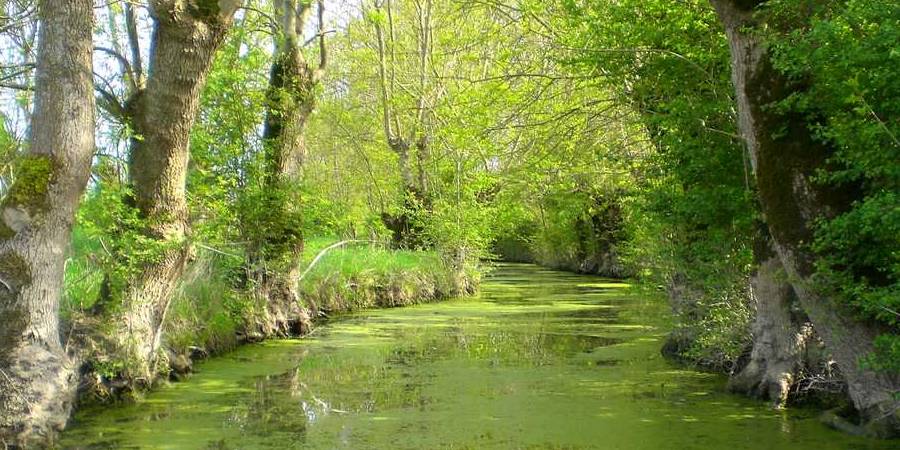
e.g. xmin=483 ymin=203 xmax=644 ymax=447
xmin=711 ymin=0 xmax=900 ymax=435
xmin=108 ymin=0 xmax=238 ymax=382
xmin=247 ymin=0 xmax=325 ymax=335
xmin=392 ymin=138 xmax=414 ymax=191
xmin=0 ymin=0 xmax=95 ymax=445
xmin=381 ymin=139 xmax=420 ymax=248
xmin=729 ymin=228 xmax=812 ymax=408
xmin=371 ymin=0 xmax=430 ymax=248
xmin=413 ymin=0 xmax=432 ymax=198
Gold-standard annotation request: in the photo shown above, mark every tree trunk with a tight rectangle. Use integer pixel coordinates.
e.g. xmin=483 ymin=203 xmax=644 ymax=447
xmin=253 ymin=47 xmax=312 ymax=335
xmin=247 ymin=0 xmax=324 ymax=336
xmin=108 ymin=0 xmax=238 ymax=382
xmin=371 ymin=0 xmax=430 ymax=248
xmin=0 ymin=0 xmax=95 ymax=445
xmin=729 ymin=230 xmax=812 ymax=408
xmin=261 ymin=1 xmax=319 ymax=182
xmin=711 ymin=0 xmax=900 ymax=435
xmin=415 ymin=136 xmax=429 ymax=196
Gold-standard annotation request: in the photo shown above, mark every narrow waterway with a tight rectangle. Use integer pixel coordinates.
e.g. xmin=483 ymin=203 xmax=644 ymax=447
xmin=61 ymin=264 xmax=890 ymax=449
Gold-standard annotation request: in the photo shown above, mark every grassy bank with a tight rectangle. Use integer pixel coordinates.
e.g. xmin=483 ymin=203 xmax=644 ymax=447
xmin=298 ymin=237 xmax=479 ymax=313
xmin=62 ymin=232 xmax=479 ymax=397
xmin=162 ymin=238 xmax=479 ymax=358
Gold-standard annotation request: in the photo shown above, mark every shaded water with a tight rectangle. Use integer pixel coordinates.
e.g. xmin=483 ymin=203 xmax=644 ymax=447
xmin=62 ymin=264 xmax=891 ymax=449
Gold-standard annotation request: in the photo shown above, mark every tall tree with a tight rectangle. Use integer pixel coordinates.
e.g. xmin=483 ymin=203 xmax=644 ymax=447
xmin=728 ymin=228 xmax=813 ymax=408
xmin=244 ymin=0 xmax=326 ymax=334
xmin=711 ymin=0 xmax=900 ymax=436
xmin=369 ymin=0 xmax=434 ymax=247
xmin=104 ymin=0 xmax=241 ymax=381
xmin=0 ymin=0 xmax=95 ymax=444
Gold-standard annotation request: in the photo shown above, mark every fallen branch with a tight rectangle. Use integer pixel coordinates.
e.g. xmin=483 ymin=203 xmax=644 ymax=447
xmin=195 ymin=243 xmax=243 ymax=259
xmin=296 ymin=239 xmax=380 ymax=284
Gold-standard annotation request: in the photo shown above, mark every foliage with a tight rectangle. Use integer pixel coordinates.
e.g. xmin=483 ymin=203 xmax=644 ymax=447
xmin=27 ymin=0 xmax=897 ymax=408
xmin=0 ymin=118 xmax=21 ymax=200
xmin=77 ymin=184 xmax=177 ymax=308
xmin=62 ymin=226 xmax=105 ymax=315
xmin=418 ymin=168 xmax=497 ymax=268
xmin=766 ymin=0 xmax=900 ymax=371
xmin=558 ymin=0 xmax=755 ymax=366
xmin=239 ymin=179 xmax=306 ymax=264
xmin=188 ymin=19 xmax=269 ymax=248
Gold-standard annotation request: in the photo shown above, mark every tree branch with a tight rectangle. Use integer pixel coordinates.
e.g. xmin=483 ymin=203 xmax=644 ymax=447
xmin=124 ymin=1 xmax=143 ymax=88
xmin=94 ymin=46 xmax=137 ymax=91
xmin=314 ymin=0 xmax=327 ymax=81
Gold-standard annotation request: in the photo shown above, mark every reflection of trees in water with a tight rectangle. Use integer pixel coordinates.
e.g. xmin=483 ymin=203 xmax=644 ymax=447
xmin=388 ymin=311 xmax=624 ymax=367
xmin=219 ymin=305 xmax=625 ymax=438
xmin=229 ymin=363 xmax=362 ymax=432
xmin=225 ymin=373 xmax=309 ymax=442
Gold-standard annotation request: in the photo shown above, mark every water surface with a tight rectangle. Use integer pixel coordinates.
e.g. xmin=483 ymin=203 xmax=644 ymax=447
xmin=62 ymin=263 xmax=891 ymax=449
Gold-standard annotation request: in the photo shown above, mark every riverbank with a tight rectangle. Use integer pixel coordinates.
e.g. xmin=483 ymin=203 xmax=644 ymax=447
xmin=63 ymin=237 xmax=479 ymax=404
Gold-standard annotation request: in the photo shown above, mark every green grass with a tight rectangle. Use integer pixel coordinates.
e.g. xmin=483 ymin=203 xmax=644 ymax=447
xmin=298 ymin=236 xmax=476 ymax=314
xmin=61 ymin=232 xmax=477 ymax=365
xmin=300 ymin=237 xmax=443 ymax=282
xmin=62 ymin=226 xmax=105 ymax=318
xmin=164 ymin=255 xmax=247 ymax=355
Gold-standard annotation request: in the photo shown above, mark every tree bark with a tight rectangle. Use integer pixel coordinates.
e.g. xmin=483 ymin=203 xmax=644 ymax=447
xmin=262 ymin=0 xmax=324 ymax=179
xmin=729 ymin=230 xmax=812 ymax=408
xmin=108 ymin=0 xmax=239 ymax=382
xmin=413 ymin=0 xmax=432 ymax=196
xmin=0 ymin=0 xmax=95 ymax=445
xmin=247 ymin=0 xmax=324 ymax=336
xmin=711 ymin=0 xmax=900 ymax=435
xmin=415 ymin=136 xmax=429 ymax=194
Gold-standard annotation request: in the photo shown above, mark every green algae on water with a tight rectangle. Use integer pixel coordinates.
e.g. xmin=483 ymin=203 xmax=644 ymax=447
xmin=61 ymin=264 xmax=894 ymax=450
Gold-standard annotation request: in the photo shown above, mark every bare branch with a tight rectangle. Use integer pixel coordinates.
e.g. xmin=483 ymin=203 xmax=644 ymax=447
xmin=241 ymin=4 xmax=278 ymax=33
xmin=371 ymin=0 xmax=395 ymax=141
xmin=0 ymin=82 xmax=32 ymax=91
xmin=124 ymin=1 xmax=143 ymax=87
xmin=314 ymin=0 xmax=327 ymax=80
xmin=94 ymin=46 xmax=137 ymax=91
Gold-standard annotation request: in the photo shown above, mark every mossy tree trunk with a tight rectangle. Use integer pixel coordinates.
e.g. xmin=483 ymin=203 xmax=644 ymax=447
xmin=729 ymin=228 xmax=812 ymax=408
xmin=106 ymin=0 xmax=239 ymax=383
xmin=246 ymin=0 xmax=325 ymax=336
xmin=711 ymin=0 xmax=900 ymax=435
xmin=372 ymin=0 xmax=433 ymax=248
xmin=0 ymin=0 xmax=95 ymax=445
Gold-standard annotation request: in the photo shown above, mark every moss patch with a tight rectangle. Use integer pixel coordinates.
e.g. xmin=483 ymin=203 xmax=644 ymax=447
xmin=0 ymin=220 xmax=16 ymax=240
xmin=191 ymin=0 xmax=226 ymax=22
xmin=3 ymin=154 xmax=56 ymax=217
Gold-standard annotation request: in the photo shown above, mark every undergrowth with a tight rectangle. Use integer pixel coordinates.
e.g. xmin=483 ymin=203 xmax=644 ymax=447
xmin=62 ymin=233 xmax=477 ymax=369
